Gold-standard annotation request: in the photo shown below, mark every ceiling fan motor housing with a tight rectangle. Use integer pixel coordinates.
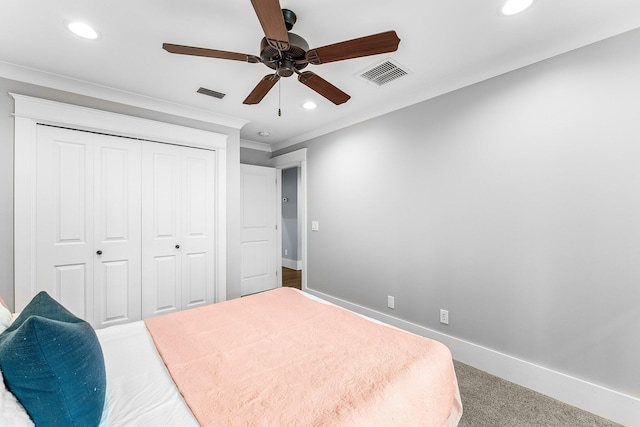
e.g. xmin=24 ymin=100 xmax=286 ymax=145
xmin=260 ymin=32 xmax=309 ymax=75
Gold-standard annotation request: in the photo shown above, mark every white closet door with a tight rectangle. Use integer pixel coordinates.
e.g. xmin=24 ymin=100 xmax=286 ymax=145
xmin=240 ymin=164 xmax=278 ymax=296
xmin=36 ymin=126 xmax=95 ymax=320
xmin=92 ymin=134 xmax=142 ymax=328
xmin=36 ymin=126 xmax=141 ymax=327
xmin=141 ymin=143 xmax=216 ymax=317
xmin=141 ymin=143 xmax=182 ymax=317
xmin=181 ymin=147 xmax=216 ymax=310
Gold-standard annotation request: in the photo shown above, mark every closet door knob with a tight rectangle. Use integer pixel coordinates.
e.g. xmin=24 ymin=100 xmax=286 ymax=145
xmin=175 ymin=245 xmax=180 ymax=249
xmin=96 ymin=250 xmax=103 ymax=255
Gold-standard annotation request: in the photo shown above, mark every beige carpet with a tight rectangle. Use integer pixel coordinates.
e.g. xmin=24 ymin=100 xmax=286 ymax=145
xmin=454 ymin=361 xmax=623 ymax=427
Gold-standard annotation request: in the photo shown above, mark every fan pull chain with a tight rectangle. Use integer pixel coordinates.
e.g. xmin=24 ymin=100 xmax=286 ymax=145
xmin=278 ymin=79 xmax=282 ymax=117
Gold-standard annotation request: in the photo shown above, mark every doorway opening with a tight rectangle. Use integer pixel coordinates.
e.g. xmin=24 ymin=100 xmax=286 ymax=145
xmin=281 ymin=166 xmax=302 ymax=289
xmin=272 ymin=149 xmax=307 ymax=291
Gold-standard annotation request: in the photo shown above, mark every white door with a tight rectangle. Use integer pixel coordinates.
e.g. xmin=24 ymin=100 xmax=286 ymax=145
xmin=141 ymin=143 xmax=216 ymax=317
xmin=240 ymin=164 xmax=280 ymax=296
xmin=92 ymin=133 xmax=142 ymax=328
xmin=36 ymin=125 xmax=141 ymax=327
xmin=141 ymin=143 xmax=181 ymax=317
xmin=180 ymin=147 xmax=217 ymax=309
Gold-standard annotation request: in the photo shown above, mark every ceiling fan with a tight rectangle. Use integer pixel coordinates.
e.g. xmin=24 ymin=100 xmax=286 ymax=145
xmin=163 ymin=0 xmax=401 ymax=106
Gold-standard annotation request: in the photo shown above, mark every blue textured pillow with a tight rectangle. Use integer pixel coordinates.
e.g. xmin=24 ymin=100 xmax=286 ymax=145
xmin=0 ymin=292 xmax=106 ymax=426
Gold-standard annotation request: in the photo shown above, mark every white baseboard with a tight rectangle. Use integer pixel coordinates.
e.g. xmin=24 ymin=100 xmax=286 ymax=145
xmin=304 ymin=288 xmax=640 ymax=427
xmin=282 ymin=258 xmax=302 ymax=270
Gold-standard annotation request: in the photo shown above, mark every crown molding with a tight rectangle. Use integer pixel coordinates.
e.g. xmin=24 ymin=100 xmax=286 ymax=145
xmin=0 ymin=61 xmax=248 ymax=130
xmin=240 ymin=139 xmax=272 ymax=152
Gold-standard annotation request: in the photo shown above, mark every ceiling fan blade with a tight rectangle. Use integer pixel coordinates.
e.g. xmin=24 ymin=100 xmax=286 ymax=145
xmin=306 ymin=30 xmax=400 ymax=65
xmin=298 ymin=71 xmax=350 ymax=105
xmin=163 ymin=43 xmax=261 ymax=63
xmin=243 ymin=74 xmax=281 ymax=105
xmin=250 ymin=0 xmax=290 ymax=51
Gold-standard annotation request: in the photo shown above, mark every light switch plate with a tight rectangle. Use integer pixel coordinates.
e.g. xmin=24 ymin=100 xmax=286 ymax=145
xmin=311 ymin=221 xmax=319 ymax=231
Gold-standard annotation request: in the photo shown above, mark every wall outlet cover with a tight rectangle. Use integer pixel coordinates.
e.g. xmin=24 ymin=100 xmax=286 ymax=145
xmin=440 ymin=309 xmax=449 ymax=325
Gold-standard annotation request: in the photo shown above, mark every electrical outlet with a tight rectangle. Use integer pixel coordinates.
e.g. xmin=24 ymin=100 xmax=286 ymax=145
xmin=284 ymin=249 xmax=288 ymax=256
xmin=440 ymin=309 xmax=449 ymax=325
xmin=387 ymin=296 xmax=395 ymax=309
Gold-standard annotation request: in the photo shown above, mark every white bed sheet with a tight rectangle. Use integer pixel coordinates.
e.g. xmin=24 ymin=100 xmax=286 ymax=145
xmin=96 ymin=321 xmax=198 ymax=427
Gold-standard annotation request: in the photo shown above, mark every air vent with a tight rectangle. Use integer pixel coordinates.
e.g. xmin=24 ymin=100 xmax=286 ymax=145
xmin=357 ymin=58 xmax=410 ymax=87
xmin=197 ymin=87 xmax=226 ymax=99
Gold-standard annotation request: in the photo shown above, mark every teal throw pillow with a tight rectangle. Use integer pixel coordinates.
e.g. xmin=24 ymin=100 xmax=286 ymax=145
xmin=0 ymin=292 xmax=106 ymax=426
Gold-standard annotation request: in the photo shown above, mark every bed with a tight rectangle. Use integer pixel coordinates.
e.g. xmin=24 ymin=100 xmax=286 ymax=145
xmin=0 ymin=288 xmax=462 ymax=426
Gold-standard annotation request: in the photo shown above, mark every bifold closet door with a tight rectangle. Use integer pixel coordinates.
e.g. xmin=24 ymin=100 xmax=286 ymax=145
xmin=141 ymin=142 xmax=216 ymax=318
xmin=35 ymin=125 xmax=141 ymax=328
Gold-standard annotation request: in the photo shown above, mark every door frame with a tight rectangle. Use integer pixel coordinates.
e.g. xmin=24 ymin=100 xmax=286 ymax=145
xmin=12 ymin=93 xmax=229 ymax=310
xmin=271 ymin=149 xmax=307 ymax=290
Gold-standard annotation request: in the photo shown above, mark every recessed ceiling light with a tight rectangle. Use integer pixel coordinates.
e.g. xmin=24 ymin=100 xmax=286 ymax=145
xmin=500 ymin=0 xmax=534 ymax=15
xmin=258 ymin=131 xmax=271 ymax=137
xmin=67 ymin=22 xmax=99 ymax=39
xmin=301 ymin=101 xmax=317 ymax=110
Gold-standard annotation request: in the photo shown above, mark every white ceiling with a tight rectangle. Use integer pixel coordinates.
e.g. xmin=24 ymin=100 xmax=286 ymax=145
xmin=2 ymin=0 xmax=640 ymax=150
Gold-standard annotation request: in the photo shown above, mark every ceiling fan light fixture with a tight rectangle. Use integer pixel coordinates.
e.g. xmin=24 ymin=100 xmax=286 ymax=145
xmin=67 ymin=22 xmax=99 ymax=39
xmin=500 ymin=0 xmax=534 ymax=15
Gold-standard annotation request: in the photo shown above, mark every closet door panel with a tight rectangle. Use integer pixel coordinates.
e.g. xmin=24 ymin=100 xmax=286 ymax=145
xmin=142 ymin=143 xmax=182 ymax=317
xmin=181 ymin=148 xmax=216 ymax=309
xmin=36 ymin=126 xmax=94 ymax=321
xmin=184 ymin=253 xmax=207 ymax=307
xmin=54 ymin=264 xmax=88 ymax=319
xmin=93 ymin=136 xmax=142 ymax=328
xmin=97 ymin=260 xmax=130 ymax=321
xmin=153 ymin=255 xmax=179 ymax=311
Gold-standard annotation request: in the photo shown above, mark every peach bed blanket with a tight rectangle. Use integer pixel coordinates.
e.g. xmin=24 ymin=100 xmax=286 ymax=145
xmin=145 ymin=288 xmax=462 ymax=426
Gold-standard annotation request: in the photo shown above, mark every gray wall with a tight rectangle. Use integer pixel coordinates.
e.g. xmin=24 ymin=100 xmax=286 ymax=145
xmin=281 ymin=167 xmax=299 ymax=261
xmin=0 ymin=78 xmax=243 ymax=308
xmin=240 ymin=146 xmax=272 ymax=167
xmin=274 ymin=28 xmax=640 ymax=398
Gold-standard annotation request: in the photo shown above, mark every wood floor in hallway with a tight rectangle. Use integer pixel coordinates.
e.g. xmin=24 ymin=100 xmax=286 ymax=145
xmin=282 ymin=267 xmax=302 ymax=290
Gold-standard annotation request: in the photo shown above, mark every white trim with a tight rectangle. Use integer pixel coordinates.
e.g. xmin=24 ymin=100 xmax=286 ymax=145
xmin=271 ymin=148 xmax=308 ymax=169
xmin=282 ymin=258 xmax=302 ymax=270
xmin=10 ymin=93 xmax=229 ymax=150
xmin=271 ymin=149 xmax=308 ymax=290
xmin=276 ymin=168 xmax=283 ymax=288
xmin=1 ymin=61 xmax=248 ymax=130
xmin=215 ymin=148 xmax=227 ymax=303
xmin=304 ymin=288 xmax=640 ymax=427
xmin=12 ymin=94 xmax=228 ymax=310
xmin=240 ymin=139 xmax=273 ymax=152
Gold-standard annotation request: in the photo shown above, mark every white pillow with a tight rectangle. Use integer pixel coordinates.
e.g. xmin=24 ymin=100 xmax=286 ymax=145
xmin=0 ymin=370 xmax=34 ymax=427
xmin=0 ymin=301 xmax=12 ymax=334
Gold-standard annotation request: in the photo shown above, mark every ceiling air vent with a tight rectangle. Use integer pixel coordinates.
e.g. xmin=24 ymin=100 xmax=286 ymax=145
xmin=197 ymin=87 xmax=226 ymax=99
xmin=357 ymin=58 xmax=410 ymax=87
